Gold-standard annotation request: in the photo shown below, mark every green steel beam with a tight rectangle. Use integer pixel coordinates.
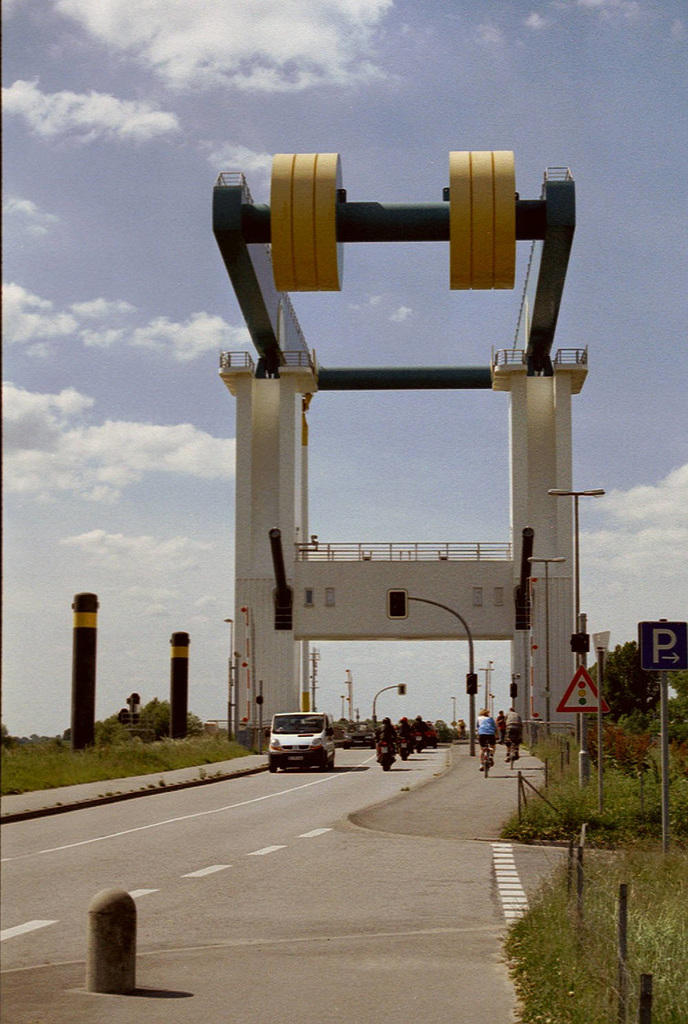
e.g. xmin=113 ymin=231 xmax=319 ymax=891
xmin=316 ymin=366 xmax=493 ymax=390
xmin=239 ymin=199 xmax=547 ymax=244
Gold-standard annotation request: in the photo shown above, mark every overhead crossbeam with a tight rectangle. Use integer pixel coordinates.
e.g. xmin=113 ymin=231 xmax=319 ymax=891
xmin=212 ymin=153 xmax=575 ymax=380
xmin=316 ymin=366 xmax=493 ymax=390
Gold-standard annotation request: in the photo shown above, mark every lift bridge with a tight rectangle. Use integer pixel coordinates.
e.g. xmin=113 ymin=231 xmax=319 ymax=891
xmin=213 ymin=152 xmax=587 ymax=729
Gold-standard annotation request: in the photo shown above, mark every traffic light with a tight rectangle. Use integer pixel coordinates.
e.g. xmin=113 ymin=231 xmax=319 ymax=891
xmin=397 ymin=684 xmax=407 ymax=695
xmin=466 ymin=673 xmax=478 ymax=695
xmin=510 ymin=681 xmax=518 ymax=699
xmin=118 ymin=708 xmax=131 ymax=725
xmin=387 ymin=590 xmax=408 ymax=619
xmin=127 ymin=693 xmax=141 ymax=724
xmin=570 ymin=632 xmax=590 ymax=654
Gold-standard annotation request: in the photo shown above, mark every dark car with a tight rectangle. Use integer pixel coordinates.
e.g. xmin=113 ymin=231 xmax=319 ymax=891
xmin=424 ymin=722 xmax=439 ymax=748
xmin=343 ymin=725 xmax=376 ymax=749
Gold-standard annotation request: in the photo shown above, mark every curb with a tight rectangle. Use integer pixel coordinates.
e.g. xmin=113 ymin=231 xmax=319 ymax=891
xmin=0 ymin=763 xmax=268 ymax=824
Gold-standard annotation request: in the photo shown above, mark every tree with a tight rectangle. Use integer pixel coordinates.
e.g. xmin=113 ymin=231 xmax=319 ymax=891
xmin=1 ymin=724 xmax=15 ymax=749
xmin=601 ymin=641 xmax=660 ymax=731
xmin=668 ymin=669 xmax=688 ymax=745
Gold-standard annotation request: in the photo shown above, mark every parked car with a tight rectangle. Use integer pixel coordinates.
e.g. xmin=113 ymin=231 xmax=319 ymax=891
xmin=343 ymin=724 xmax=376 ymax=749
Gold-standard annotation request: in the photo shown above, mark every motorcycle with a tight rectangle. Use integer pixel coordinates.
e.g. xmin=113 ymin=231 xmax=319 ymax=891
xmin=398 ymin=736 xmax=411 ymax=761
xmin=413 ymin=730 xmax=425 ymax=754
xmin=376 ymin=740 xmax=396 ymax=771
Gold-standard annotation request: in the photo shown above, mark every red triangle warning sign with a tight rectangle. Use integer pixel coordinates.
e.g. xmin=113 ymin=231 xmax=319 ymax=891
xmin=557 ymin=666 xmax=611 ymax=713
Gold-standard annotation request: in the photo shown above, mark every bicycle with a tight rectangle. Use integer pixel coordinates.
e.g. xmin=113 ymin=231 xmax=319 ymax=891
xmin=479 ymin=742 xmax=495 ymax=777
xmin=505 ymin=729 xmax=521 ymax=770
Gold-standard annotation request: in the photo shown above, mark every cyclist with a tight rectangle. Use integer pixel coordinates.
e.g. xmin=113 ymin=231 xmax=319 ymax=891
xmin=504 ymin=707 xmax=523 ymax=762
xmin=477 ymin=708 xmax=497 ymax=771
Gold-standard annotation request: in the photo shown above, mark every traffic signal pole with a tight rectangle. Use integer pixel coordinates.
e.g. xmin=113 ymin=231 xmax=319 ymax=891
xmin=407 ymin=596 xmax=476 ymax=756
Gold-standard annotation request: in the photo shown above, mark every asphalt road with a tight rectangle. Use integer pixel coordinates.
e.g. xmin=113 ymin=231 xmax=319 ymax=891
xmin=1 ymin=744 xmax=565 ymax=1023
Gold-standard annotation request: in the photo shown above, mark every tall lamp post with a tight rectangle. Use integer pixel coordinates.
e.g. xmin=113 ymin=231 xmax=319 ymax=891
xmin=549 ymin=488 xmax=605 ymax=782
xmin=528 ymin=556 xmax=566 ymax=733
xmin=223 ymin=617 xmax=234 ymax=740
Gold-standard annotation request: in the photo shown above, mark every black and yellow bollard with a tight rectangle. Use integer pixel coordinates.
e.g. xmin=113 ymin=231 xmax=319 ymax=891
xmin=169 ymin=632 xmax=189 ymax=739
xmin=71 ymin=592 xmax=99 ymax=750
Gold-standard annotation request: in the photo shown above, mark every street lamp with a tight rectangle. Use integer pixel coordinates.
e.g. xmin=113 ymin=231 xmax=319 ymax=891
xmin=549 ymin=488 xmax=605 ymax=781
xmin=451 ymin=695 xmax=457 ymax=727
xmin=223 ymin=618 xmax=234 ymax=740
xmin=528 ymin=556 xmax=566 ymax=733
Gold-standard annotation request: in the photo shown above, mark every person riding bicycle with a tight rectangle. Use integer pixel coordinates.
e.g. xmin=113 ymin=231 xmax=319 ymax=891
xmin=504 ymin=708 xmax=523 ymax=762
xmin=476 ymin=709 xmax=497 ymax=770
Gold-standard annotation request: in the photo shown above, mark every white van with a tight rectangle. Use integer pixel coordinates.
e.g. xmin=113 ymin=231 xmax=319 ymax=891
xmin=268 ymin=712 xmax=336 ymax=772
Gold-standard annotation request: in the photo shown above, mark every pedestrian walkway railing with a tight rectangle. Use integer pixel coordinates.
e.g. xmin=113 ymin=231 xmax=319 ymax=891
xmin=296 ymin=541 xmax=512 ymax=561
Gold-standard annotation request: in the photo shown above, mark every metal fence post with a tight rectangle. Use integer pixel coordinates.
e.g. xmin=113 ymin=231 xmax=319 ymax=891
xmin=618 ymin=883 xmax=628 ymax=1023
xmin=638 ymin=974 xmax=652 ymax=1024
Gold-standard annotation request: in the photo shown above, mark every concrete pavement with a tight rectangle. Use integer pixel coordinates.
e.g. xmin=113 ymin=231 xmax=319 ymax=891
xmin=1 ymin=743 xmax=563 ymax=1023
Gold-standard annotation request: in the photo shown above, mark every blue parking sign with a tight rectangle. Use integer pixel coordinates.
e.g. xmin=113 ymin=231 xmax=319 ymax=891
xmin=638 ymin=621 xmax=688 ymax=671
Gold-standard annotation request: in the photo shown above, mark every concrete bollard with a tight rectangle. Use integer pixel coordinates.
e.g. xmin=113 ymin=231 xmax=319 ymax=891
xmin=86 ymin=889 xmax=136 ymax=994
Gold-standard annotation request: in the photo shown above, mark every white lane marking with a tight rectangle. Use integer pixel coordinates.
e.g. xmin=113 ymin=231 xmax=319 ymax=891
xmin=247 ymin=845 xmax=286 ymax=856
xmin=492 ymin=842 xmax=528 ymax=922
xmin=128 ymin=889 xmax=159 ymax=898
xmin=298 ymin=828 xmax=332 ymax=838
xmin=2 ymin=764 xmax=371 ymax=863
xmin=1 ymin=920 xmax=57 ymax=942
xmin=182 ymin=865 xmax=231 ymax=878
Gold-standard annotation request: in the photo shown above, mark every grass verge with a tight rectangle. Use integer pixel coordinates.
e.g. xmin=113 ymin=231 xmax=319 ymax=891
xmin=1 ymin=736 xmax=253 ymax=795
xmin=505 ymin=848 xmax=688 ymax=1024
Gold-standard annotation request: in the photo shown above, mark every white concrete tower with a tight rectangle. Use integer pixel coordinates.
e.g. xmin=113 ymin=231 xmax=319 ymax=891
xmin=494 ymin=350 xmax=588 ymax=724
xmin=221 ymin=356 xmax=317 ymax=725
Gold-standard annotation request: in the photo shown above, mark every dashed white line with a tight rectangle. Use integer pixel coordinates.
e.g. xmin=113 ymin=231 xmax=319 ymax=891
xmin=128 ymin=889 xmax=159 ymax=898
xmin=247 ymin=845 xmax=286 ymax=856
xmin=1 ymin=920 xmax=57 ymax=942
xmin=492 ymin=842 xmax=528 ymax=922
xmin=298 ymin=828 xmax=332 ymax=838
xmin=182 ymin=865 xmax=231 ymax=878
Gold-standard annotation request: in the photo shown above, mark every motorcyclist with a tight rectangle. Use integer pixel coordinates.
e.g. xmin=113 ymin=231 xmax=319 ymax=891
xmin=376 ymin=717 xmax=398 ymax=747
xmin=398 ymin=717 xmax=414 ymax=741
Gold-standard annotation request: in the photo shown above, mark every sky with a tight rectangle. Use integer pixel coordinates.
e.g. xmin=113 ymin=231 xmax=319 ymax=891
xmin=3 ymin=0 xmax=687 ymax=738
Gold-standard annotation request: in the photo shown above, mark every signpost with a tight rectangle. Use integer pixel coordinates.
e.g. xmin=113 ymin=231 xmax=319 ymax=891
xmin=638 ymin=620 xmax=688 ymax=852
xmin=592 ymin=631 xmax=610 ymax=813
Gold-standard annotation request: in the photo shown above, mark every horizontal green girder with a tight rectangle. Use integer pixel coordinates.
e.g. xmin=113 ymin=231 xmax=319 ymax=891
xmin=316 ymin=367 xmax=493 ymax=390
xmin=239 ymin=199 xmax=546 ymax=244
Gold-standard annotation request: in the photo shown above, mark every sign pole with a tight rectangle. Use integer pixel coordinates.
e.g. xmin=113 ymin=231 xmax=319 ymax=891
xmin=660 ymin=668 xmax=670 ymax=853
xmin=596 ymin=646 xmax=606 ymax=813
xmin=638 ymin=620 xmax=688 ymax=853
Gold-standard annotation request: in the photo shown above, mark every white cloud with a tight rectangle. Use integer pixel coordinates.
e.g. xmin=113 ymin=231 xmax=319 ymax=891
xmin=2 ymin=79 xmax=180 ymax=142
xmin=4 ymin=282 xmax=248 ymax=360
xmin=130 ymin=312 xmax=251 ymax=361
xmin=670 ymin=19 xmax=686 ymax=41
xmin=53 ymin=0 xmax=393 ymax=91
xmin=585 ymin=466 xmax=688 ymax=579
xmin=3 ymin=382 xmax=235 ymax=501
xmin=70 ymin=298 xmax=136 ymax=318
xmin=524 ymin=13 xmax=548 ymax=31
xmin=2 ymin=282 xmax=78 ymax=350
xmin=575 ymin=0 xmax=641 ymax=21
xmin=3 ymin=196 xmax=60 ymax=236
xmin=389 ymin=305 xmax=413 ymax=323
xmin=206 ymin=144 xmax=273 ymax=178
xmin=476 ymin=23 xmax=505 ymax=45
xmin=62 ymin=529 xmax=213 ymax=572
